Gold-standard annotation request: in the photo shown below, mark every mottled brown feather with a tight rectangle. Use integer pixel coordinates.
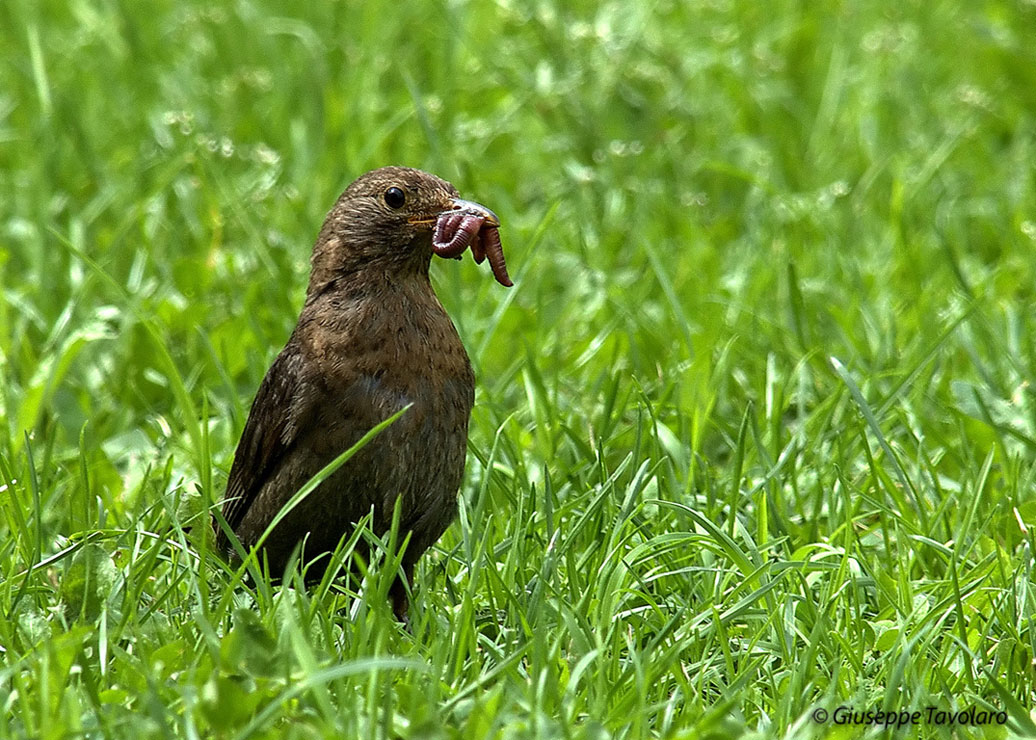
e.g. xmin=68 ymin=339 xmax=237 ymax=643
xmin=220 ymin=347 xmax=308 ymax=537
xmin=215 ymin=166 xmax=493 ymax=619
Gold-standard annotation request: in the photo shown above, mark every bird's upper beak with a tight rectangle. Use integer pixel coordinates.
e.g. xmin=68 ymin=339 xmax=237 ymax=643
xmin=408 ymin=198 xmax=501 ymax=228
xmin=443 ymin=198 xmax=500 ymax=226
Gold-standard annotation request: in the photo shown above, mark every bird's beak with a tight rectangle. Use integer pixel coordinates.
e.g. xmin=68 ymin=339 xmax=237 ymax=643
xmin=445 ymin=198 xmax=500 ymax=227
xmin=408 ymin=198 xmax=501 ymax=228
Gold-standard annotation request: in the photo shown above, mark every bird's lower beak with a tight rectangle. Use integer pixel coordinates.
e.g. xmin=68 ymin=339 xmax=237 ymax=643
xmin=445 ymin=198 xmax=500 ymax=227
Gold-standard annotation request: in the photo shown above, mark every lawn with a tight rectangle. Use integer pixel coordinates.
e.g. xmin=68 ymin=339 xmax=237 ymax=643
xmin=1 ymin=0 xmax=1035 ymax=738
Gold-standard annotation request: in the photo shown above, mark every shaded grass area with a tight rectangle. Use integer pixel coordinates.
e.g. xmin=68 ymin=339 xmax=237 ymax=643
xmin=1 ymin=0 xmax=1035 ymax=737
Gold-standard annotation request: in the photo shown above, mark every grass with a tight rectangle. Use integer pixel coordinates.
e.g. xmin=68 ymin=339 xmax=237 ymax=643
xmin=1 ymin=0 xmax=1035 ymax=737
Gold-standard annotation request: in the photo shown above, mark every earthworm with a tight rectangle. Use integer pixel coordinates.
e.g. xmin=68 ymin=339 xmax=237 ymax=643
xmin=480 ymin=226 xmax=512 ymax=287
xmin=431 ymin=212 xmax=513 ymax=287
xmin=432 ymin=213 xmax=482 ymax=259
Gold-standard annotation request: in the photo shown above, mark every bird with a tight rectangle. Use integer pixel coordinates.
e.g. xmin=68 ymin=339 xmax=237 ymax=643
xmin=214 ymin=166 xmax=511 ymax=620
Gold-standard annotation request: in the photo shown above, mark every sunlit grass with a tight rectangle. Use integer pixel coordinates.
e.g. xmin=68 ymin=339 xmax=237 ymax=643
xmin=1 ymin=0 xmax=1035 ymax=737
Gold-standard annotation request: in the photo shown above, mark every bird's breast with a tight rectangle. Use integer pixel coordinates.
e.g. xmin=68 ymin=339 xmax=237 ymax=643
xmin=302 ymin=287 xmax=475 ymax=447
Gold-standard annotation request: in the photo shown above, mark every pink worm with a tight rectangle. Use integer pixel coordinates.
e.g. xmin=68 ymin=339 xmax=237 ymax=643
xmin=432 ymin=213 xmax=513 ymax=287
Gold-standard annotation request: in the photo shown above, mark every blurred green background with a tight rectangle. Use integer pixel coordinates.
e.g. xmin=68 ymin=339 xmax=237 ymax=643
xmin=1 ymin=0 xmax=1035 ymax=738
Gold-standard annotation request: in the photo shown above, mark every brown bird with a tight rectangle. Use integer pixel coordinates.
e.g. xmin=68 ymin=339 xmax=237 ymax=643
xmin=215 ymin=166 xmax=512 ymax=620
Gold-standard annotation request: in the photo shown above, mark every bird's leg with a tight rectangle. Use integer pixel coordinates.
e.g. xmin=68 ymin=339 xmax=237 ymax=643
xmin=390 ymin=561 xmax=415 ymax=627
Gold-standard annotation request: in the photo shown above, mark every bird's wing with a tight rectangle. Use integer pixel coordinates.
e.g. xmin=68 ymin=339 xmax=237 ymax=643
xmin=219 ymin=345 xmax=309 ymax=542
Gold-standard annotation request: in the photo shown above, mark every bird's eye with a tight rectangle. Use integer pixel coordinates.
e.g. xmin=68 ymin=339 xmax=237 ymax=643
xmin=384 ymin=187 xmax=406 ymax=209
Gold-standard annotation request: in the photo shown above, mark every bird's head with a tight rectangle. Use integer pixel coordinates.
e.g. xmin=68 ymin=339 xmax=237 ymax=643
xmin=309 ymin=166 xmax=503 ymax=292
